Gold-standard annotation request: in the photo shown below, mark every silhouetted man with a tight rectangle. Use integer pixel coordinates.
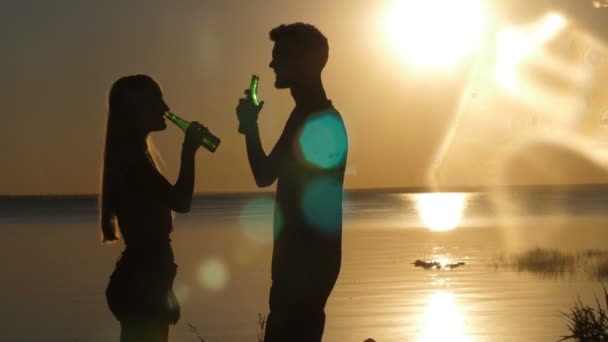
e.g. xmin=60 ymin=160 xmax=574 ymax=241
xmin=236 ymin=23 xmax=348 ymax=342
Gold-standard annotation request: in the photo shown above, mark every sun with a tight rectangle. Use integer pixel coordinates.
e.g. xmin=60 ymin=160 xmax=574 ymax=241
xmin=384 ymin=0 xmax=485 ymax=67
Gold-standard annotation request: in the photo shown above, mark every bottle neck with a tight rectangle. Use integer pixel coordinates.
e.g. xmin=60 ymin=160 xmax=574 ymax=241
xmin=166 ymin=112 xmax=191 ymax=132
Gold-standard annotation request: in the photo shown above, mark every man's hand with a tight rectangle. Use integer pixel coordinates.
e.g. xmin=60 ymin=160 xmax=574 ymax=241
xmin=236 ymin=89 xmax=264 ymax=135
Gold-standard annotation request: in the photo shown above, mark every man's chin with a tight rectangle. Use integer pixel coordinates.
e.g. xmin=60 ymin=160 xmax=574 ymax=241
xmin=274 ymin=80 xmax=289 ymax=89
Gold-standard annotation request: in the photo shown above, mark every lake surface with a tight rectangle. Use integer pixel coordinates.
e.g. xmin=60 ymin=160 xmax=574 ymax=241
xmin=1 ymin=188 xmax=607 ymax=341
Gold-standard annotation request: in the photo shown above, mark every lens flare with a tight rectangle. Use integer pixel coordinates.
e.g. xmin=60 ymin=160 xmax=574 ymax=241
xmin=197 ymin=257 xmax=229 ymax=292
xmin=239 ymin=197 xmax=275 ymax=244
xmin=302 ymin=176 xmax=343 ymax=235
xmin=496 ymin=13 xmax=567 ymax=91
xmin=298 ymin=111 xmax=348 ymax=170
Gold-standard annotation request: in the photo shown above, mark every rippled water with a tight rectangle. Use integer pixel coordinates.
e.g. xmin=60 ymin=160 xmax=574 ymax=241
xmin=1 ymin=189 xmax=607 ymax=341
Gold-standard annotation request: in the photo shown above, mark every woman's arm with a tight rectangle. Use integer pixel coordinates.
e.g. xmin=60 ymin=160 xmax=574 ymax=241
xmin=169 ymin=146 xmax=197 ymax=212
xmin=128 ymin=123 xmax=206 ymax=212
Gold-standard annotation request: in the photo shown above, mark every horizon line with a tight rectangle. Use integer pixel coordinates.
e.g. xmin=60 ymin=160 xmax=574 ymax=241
xmin=2 ymin=183 xmax=608 ymax=198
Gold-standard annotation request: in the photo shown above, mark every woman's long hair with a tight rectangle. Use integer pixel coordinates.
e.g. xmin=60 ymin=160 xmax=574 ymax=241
xmin=99 ymin=75 xmax=163 ymax=243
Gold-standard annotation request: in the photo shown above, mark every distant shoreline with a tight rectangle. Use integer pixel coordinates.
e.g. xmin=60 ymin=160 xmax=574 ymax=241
xmin=3 ymin=183 xmax=608 ymax=200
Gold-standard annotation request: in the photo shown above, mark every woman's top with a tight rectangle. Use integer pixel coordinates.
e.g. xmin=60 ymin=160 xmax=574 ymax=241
xmin=111 ymin=141 xmax=193 ymax=254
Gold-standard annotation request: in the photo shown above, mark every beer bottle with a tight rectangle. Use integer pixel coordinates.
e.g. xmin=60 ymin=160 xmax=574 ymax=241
xmin=165 ymin=112 xmax=221 ymax=152
xmin=238 ymin=75 xmax=261 ymax=134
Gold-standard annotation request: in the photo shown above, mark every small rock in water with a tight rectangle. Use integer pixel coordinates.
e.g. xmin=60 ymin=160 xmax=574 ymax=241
xmin=364 ymin=339 xmax=376 ymax=342
xmin=412 ymin=259 xmax=466 ymax=269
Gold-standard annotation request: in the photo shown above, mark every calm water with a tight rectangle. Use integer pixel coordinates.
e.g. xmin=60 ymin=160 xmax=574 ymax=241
xmin=1 ymin=189 xmax=607 ymax=342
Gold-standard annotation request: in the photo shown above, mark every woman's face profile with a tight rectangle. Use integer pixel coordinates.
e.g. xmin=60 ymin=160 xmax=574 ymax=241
xmin=132 ymin=81 xmax=169 ymax=133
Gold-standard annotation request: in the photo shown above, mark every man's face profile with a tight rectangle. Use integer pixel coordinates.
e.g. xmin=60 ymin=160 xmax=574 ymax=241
xmin=269 ymin=43 xmax=304 ymax=89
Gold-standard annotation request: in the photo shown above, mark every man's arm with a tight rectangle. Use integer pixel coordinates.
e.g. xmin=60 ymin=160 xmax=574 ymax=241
xmin=237 ymin=85 xmax=281 ymax=187
xmin=244 ymin=124 xmax=280 ymax=187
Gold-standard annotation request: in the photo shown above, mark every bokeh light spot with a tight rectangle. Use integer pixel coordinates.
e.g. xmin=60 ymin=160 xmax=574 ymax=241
xmin=197 ymin=257 xmax=229 ymax=292
xmin=239 ymin=197 xmax=276 ymax=244
xmin=298 ymin=112 xmax=347 ymax=170
xmin=302 ymin=176 xmax=343 ymax=235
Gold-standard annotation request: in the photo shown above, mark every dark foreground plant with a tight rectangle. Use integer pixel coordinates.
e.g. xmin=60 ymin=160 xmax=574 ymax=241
xmin=559 ymin=284 xmax=608 ymax=341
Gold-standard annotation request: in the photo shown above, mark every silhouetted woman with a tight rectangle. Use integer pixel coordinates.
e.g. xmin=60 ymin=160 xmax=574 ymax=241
xmin=100 ymin=74 xmax=206 ymax=341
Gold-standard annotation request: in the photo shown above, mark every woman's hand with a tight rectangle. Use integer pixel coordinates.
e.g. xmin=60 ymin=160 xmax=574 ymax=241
xmin=183 ymin=121 xmax=207 ymax=153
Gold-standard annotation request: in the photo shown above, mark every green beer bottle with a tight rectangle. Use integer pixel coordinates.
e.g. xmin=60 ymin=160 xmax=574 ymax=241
xmin=165 ymin=112 xmax=221 ymax=152
xmin=250 ymin=74 xmax=260 ymax=106
xmin=238 ymin=75 xmax=260 ymax=134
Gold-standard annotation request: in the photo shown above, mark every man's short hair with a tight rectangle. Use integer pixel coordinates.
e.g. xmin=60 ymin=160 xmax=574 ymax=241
xmin=270 ymin=23 xmax=329 ymax=70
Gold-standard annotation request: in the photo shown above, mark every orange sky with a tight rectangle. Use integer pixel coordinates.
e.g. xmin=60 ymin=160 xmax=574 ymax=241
xmin=2 ymin=0 xmax=608 ymax=195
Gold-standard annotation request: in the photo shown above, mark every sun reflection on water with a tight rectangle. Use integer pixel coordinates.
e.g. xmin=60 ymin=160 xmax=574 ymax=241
xmin=418 ymin=291 xmax=472 ymax=342
xmin=415 ymin=193 xmax=468 ymax=231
